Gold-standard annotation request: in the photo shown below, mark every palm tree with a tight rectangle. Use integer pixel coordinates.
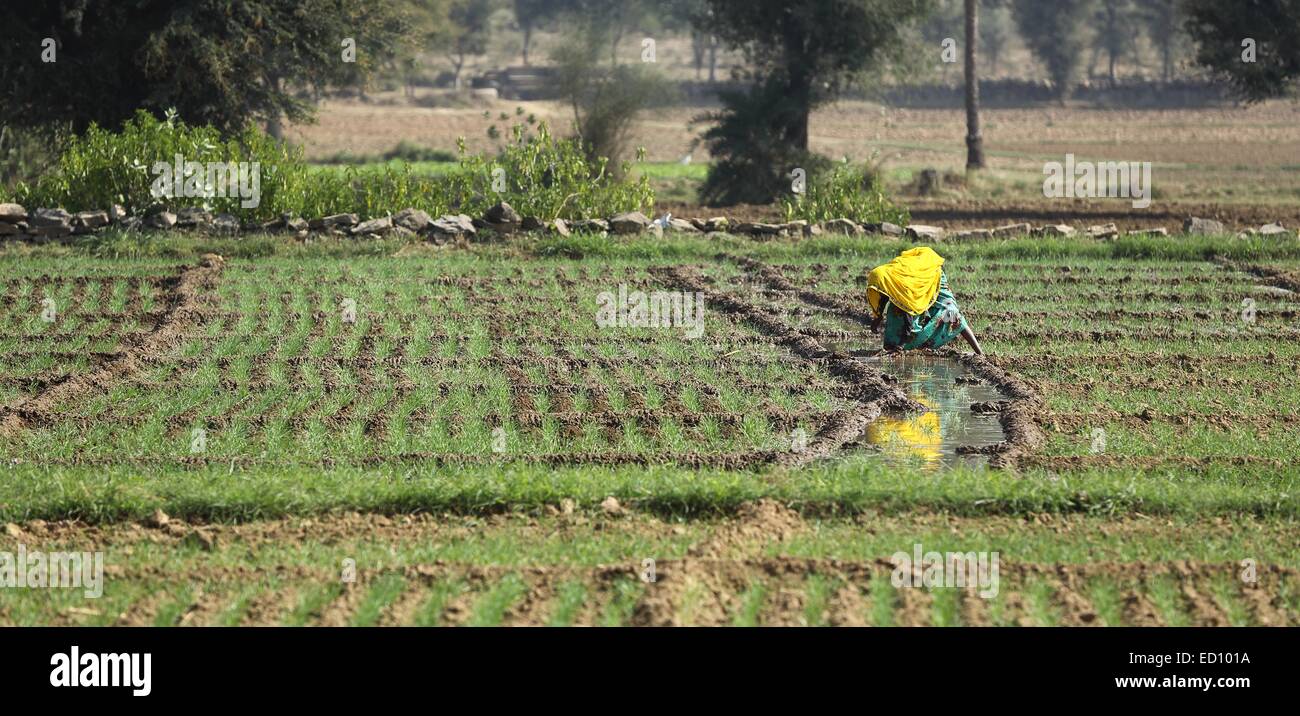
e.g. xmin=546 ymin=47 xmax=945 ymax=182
xmin=964 ymin=0 xmax=986 ymax=170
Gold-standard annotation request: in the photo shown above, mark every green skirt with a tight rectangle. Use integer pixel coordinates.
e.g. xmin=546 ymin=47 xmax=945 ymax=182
xmin=881 ymin=274 xmax=968 ymax=351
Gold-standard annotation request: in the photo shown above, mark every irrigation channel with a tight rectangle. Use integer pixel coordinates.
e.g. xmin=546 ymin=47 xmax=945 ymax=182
xmin=842 ymin=352 xmax=1007 ymax=470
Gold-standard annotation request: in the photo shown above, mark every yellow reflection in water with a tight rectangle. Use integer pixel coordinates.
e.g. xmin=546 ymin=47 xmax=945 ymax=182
xmin=864 ymin=395 xmax=943 ymax=465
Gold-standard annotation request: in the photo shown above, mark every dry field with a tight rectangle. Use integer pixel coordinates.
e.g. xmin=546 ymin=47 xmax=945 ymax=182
xmin=289 ymin=95 xmax=1300 ymax=226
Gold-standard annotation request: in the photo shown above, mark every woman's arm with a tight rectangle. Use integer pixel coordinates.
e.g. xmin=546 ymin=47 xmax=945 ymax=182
xmin=960 ymin=325 xmax=984 ymax=355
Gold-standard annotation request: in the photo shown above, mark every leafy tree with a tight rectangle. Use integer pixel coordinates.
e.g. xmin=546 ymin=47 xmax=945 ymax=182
xmin=550 ymin=32 xmax=671 ymax=176
xmin=394 ymin=0 xmax=453 ymax=97
xmin=1091 ymin=0 xmax=1140 ymax=85
xmin=440 ymin=0 xmax=496 ymax=90
xmin=697 ymin=0 xmax=930 ymax=204
xmin=513 ymin=0 xmax=565 ymax=65
xmin=0 ymin=0 xmax=406 ymax=137
xmin=664 ymin=0 xmax=718 ymax=81
xmin=1136 ymin=0 xmax=1185 ymax=83
xmin=979 ymin=0 xmax=1012 ymax=75
xmin=1011 ymin=0 xmax=1092 ymax=100
xmin=1183 ymin=0 xmax=1300 ymax=101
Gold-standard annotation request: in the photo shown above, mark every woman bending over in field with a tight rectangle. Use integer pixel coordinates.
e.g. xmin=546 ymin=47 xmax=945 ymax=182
xmin=866 ymin=246 xmax=984 ymax=355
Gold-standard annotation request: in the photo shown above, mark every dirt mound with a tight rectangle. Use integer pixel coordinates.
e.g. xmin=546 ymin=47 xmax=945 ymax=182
xmin=688 ymin=499 xmax=805 ymax=560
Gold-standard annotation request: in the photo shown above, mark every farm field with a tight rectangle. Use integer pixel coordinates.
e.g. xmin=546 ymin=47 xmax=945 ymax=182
xmin=1 ymin=232 xmax=1298 ymax=626
xmin=293 ymin=96 xmax=1300 ymax=224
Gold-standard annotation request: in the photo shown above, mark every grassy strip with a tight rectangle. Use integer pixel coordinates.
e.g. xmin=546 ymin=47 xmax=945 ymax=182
xmin=5 ymin=230 xmax=1298 ymax=264
xmin=1 ymin=461 xmax=1295 ymax=524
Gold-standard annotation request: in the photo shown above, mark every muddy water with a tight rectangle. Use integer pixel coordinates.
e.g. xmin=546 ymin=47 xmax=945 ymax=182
xmin=846 ymin=352 xmax=1007 ymax=471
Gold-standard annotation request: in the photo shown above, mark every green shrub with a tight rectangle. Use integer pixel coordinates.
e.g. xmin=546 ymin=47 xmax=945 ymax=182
xmin=782 ymin=162 xmax=910 ymax=226
xmin=458 ymin=121 xmax=653 ymax=220
xmin=15 ymin=110 xmax=651 ymax=223
xmin=697 ymin=79 xmax=832 ymax=206
xmin=14 ymin=110 xmax=320 ymax=222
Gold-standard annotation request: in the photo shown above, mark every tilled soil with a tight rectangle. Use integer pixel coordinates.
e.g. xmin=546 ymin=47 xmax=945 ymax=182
xmin=0 ymin=254 xmax=225 ymax=436
xmin=657 ymin=198 xmax=1300 ymax=232
xmin=4 ymin=505 xmax=1294 ymax=627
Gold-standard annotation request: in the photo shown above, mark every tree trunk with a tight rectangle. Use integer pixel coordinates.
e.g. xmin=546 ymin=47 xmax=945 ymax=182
xmin=964 ymin=0 xmax=986 ymax=170
xmin=522 ymin=26 xmax=532 ymax=66
xmin=708 ymin=37 xmax=717 ymax=83
xmin=451 ymin=54 xmax=464 ymax=90
xmin=691 ymin=32 xmax=705 ymax=80
xmin=266 ymin=73 xmax=284 ymax=141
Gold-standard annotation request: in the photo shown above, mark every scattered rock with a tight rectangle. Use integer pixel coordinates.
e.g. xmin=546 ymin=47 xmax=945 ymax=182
xmin=780 ymin=220 xmax=810 ymax=237
xmin=736 ymin=221 xmax=784 ymax=236
xmin=147 ymin=508 xmax=171 ymax=528
xmin=1036 ymin=224 xmax=1076 ymax=237
xmin=145 ymin=211 xmax=177 ymax=230
xmin=1129 ymin=227 xmax=1168 ymax=237
xmin=284 ymin=216 xmax=308 ymax=233
xmin=3 ymin=523 xmax=21 ymax=537
xmin=549 ymin=218 xmax=571 ymax=237
xmin=600 ymin=496 xmax=623 ymax=515
xmin=992 ymin=222 xmax=1033 ymax=237
xmin=351 ymin=216 xmax=393 ymax=236
xmin=429 ymin=214 xmax=476 ymax=239
xmin=1086 ymin=223 xmax=1120 ymax=240
xmin=1183 ymin=216 xmax=1225 ymax=235
xmin=309 ymin=213 xmax=358 ymax=230
xmin=29 ymin=208 xmax=74 ymax=237
xmin=520 ymin=216 xmax=544 ymax=232
xmin=905 ymin=224 xmax=946 ymax=240
xmin=609 ymin=211 xmax=652 ymax=234
xmin=878 ymin=222 xmax=904 ymax=236
xmin=691 ymin=217 xmax=729 ymax=232
xmin=560 ymin=498 xmax=577 ymax=515
xmin=392 ymin=208 xmax=432 ymax=233
xmin=0 ymin=203 xmax=28 ymax=223
xmin=191 ymin=528 xmax=217 ymax=551
xmin=916 ymin=168 xmax=942 ymax=195
xmin=175 ymin=207 xmax=212 ymax=227
xmin=72 ymin=210 xmax=110 ymax=234
xmin=486 ymin=201 xmax=520 ymax=227
xmin=666 ymin=217 xmax=698 ymax=233
xmin=212 ymin=213 xmax=241 ymax=235
xmin=570 ymin=218 xmax=610 ymax=234
xmin=951 ymin=228 xmax=993 ymax=240
xmin=821 ymin=218 xmax=862 ymax=235
xmin=0 ymin=222 xmax=24 ymax=236
xmin=1259 ymin=222 xmax=1293 ymax=238
xmin=109 ymin=204 xmax=128 ymax=222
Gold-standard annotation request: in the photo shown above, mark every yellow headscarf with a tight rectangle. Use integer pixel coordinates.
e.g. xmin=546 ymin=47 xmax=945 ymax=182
xmin=866 ymin=247 xmax=945 ymax=317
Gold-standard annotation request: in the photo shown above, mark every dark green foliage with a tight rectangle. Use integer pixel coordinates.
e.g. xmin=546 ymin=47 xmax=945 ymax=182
xmin=0 ymin=0 xmax=406 ymax=136
xmin=550 ymin=34 xmax=673 ymax=177
xmin=1184 ymin=0 xmax=1300 ymax=101
xmin=783 ymin=163 xmax=910 ymax=226
xmin=1010 ymin=0 xmax=1092 ymax=99
xmin=10 ymin=112 xmax=652 ymax=222
xmin=697 ymin=80 xmax=833 ymax=206
xmin=695 ymin=0 xmax=928 ymax=205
